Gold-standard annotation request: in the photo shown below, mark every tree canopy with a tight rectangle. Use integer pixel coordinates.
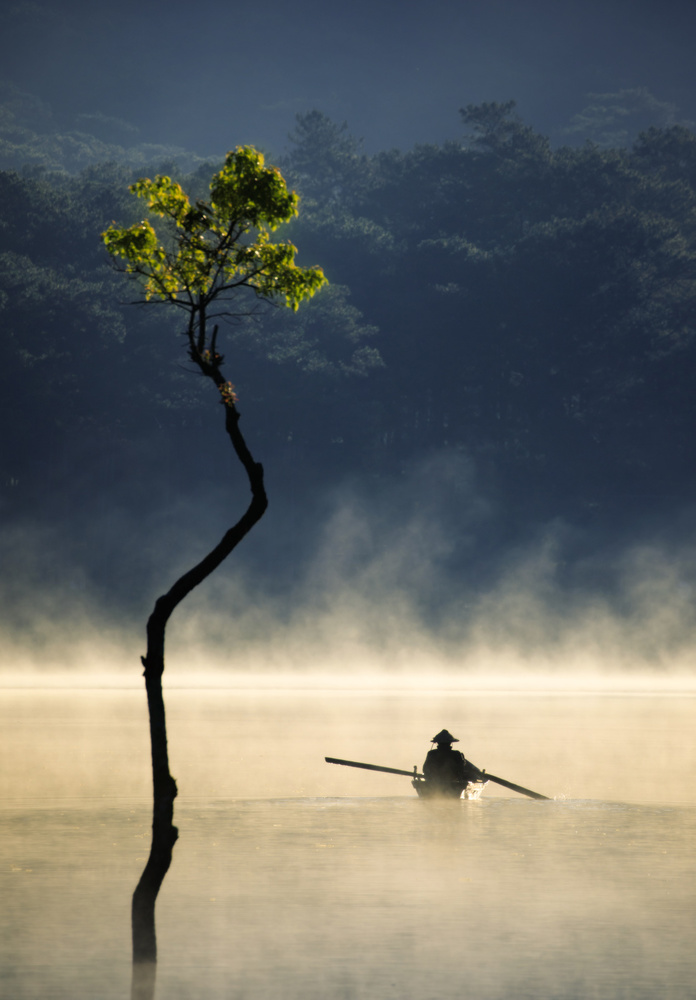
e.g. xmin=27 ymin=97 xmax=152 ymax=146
xmin=103 ymin=147 xmax=326 ymax=338
xmin=280 ymin=105 xmax=696 ymax=517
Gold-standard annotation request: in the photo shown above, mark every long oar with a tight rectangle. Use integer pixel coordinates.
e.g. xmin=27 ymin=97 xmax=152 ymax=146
xmin=325 ymin=756 xmax=550 ymax=801
xmin=481 ymin=772 xmax=550 ymax=801
xmin=326 ymin=756 xmax=423 ymax=779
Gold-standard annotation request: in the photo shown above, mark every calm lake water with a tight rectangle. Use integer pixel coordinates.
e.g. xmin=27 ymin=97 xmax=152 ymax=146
xmin=1 ymin=680 xmax=695 ymax=999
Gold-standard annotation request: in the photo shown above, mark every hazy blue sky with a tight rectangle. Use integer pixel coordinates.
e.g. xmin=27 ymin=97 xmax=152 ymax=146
xmin=2 ymin=0 xmax=696 ymax=155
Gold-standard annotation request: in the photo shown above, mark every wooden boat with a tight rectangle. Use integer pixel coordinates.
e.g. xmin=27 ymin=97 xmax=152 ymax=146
xmin=411 ymin=777 xmax=489 ymax=800
xmin=325 ymin=756 xmax=549 ymax=801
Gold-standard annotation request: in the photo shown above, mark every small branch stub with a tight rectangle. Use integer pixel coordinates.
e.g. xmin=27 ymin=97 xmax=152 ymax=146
xmin=218 ymin=381 xmax=239 ymax=407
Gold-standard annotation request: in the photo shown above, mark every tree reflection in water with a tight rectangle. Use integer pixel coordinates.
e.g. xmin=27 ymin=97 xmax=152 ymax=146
xmin=131 ymin=958 xmax=157 ymax=1000
xmin=130 ymin=651 xmax=178 ymax=1000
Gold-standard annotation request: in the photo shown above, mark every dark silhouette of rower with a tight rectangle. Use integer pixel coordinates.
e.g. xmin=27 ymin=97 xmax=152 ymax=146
xmin=422 ymin=729 xmax=484 ymax=794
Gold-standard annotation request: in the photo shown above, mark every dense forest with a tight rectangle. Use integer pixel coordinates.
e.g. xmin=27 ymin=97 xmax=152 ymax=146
xmin=2 ymin=98 xmax=696 ymax=642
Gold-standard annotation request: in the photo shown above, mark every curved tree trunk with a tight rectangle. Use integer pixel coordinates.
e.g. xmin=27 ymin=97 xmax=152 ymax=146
xmin=131 ymin=399 xmax=267 ymax=996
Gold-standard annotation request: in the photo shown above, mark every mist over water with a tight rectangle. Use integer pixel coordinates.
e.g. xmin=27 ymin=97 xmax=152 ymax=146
xmin=1 ymin=686 xmax=694 ymax=999
xmin=2 ymin=471 xmax=695 ymax=999
xmin=3 ymin=463 xmax=696 ymax=684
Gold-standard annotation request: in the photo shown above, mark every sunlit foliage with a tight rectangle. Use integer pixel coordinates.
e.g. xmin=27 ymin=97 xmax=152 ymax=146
xmin=103 ymin=146 xmax=326 ymax=320
xmin=100 ymin=146 xmax=328 ymax=423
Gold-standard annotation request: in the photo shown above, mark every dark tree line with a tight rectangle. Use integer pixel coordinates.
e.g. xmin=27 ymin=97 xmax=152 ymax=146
xmin=279 ymin=105 xmax=696 ymax=519
xmin=2 ymin=102 xmax=696 ymax=564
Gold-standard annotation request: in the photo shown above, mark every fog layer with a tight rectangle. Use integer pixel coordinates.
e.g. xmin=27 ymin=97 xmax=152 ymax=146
xmin=3 ymin=456 xmax=696 ymax=685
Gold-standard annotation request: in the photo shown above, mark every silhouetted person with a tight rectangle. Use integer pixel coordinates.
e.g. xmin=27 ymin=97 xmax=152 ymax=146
xmin=422 ymin=729 xmax=484 ymax=795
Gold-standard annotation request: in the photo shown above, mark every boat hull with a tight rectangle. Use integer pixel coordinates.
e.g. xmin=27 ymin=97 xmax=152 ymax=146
xmin=412 ymin=779 xmax=488 ymax=800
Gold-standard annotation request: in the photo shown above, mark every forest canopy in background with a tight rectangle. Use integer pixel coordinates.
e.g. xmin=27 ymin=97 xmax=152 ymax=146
xmin=2 ymin=96 xmax=696 ymax=614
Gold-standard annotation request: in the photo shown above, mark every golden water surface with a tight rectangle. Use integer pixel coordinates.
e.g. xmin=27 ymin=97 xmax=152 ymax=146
xmin=1 ymin=679 xmax=694 ymax=999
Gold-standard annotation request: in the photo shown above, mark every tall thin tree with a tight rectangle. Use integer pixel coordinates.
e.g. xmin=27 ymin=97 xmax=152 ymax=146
xmin=103 ymin=147 xmax=326 ymax=995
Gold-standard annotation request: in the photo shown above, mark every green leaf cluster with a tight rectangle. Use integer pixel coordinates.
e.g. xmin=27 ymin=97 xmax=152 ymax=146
xmin=102 ymin=146 xmax=326 ymax=316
